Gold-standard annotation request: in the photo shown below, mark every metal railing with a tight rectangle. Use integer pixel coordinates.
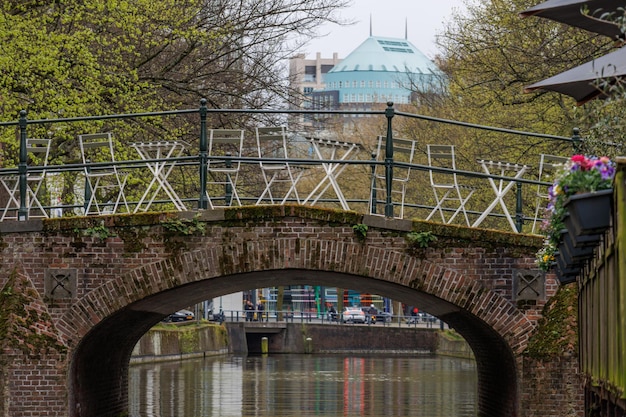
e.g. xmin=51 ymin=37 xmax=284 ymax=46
xmin=0 ymin=100 xmax=581 ymax=233
xmin=209 ymin=309 xmax=443 ymax=329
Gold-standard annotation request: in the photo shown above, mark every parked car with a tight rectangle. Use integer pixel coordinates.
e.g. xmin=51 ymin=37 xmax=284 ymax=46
xmin=342 ymin=307 xmax=366 ymax=323
xmin=163 ymin=309 xmax=195 ymax=322
xmin=360 ymin=306 xmax=393 ymax=323
xmin=376 ymin=310 xmax=393 ymax=323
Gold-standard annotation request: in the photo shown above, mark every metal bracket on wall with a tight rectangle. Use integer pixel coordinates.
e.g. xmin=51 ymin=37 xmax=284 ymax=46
xmin=513 ymin=269 xmax=545 ymax=301
xmin=45 ymin=268 xmax=77 ymax=300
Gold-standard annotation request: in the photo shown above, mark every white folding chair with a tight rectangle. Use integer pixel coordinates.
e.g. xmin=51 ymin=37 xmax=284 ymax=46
xmin=426 ymin=144 xmax=475 ymax=226
xmin=206 ymin=129 xmax=245 ymax=208
xmin=532 ymin=154 xmax=569 ymax=234
xmin=0 ymin=138 xmax=52 ymax=220
xmin=255 ymin=126 xmax=302 ymax=205
xmin=369 ymin=136 xmax=417 ymax=218
xmin=79 ymin=133 xmax=129 ymax=215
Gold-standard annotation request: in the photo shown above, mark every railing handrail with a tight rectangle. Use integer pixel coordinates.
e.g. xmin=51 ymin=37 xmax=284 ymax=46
xmin=216 ymin=309 xmax=441 ymax=328
xmin=0 ymin=100 xmax=583 ymax=230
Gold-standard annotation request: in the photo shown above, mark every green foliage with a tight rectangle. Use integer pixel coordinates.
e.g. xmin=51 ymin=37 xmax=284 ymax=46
xmin=0 ymin=0 xmax=352 ymax=210
xmin=352 ymin=223 xmax=368 ymax=240
xmin=436 ymin=0 xmax=610 ymax=134
xmin=85 ymin=225 xmax=112 ymax=240
xmin=73 ymin=223 xmax=112 ymax=240
xmin=406 ymin=231 xmax=438 ymax=248
xmin=526 ymin=284 xmax=578 ymax=358
xmin=161 ymin=216 xmax=206 ymax=236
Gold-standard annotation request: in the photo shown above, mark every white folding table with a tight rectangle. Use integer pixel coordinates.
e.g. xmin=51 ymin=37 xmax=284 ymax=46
xmin=472 ymin=159 xmax=529 ymax=232
xmin=131 ymin=141 xmax=189 ymax=212
xmin=302 ymin=138 xmax=361 ymax=210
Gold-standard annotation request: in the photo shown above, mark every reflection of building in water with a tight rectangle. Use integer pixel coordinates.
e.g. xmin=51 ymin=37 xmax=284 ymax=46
xmin=129 ymin=356 xmax=477 ymax=416
xmin=212 ymin=359 xmax=243 ymax=416
xmin=343 ymin=357 xmax=365 ymax=415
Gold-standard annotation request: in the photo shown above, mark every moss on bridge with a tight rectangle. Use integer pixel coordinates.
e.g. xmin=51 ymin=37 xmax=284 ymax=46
xmin=39 ymin=204 xmax=543 ymax=255
xmin=525 ymin=284 xmax=578 ymax=359
xmin=0 ymin=269 xmax=67 ymax=358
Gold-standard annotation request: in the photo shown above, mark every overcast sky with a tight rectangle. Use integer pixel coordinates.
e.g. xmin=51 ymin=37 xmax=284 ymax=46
xmin=301 ymin=0 xmax=467 ymax=60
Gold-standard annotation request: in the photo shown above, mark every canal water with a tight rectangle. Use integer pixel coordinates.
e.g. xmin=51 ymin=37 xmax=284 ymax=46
xmin=129 ymin=354 xmax=477 ymax=417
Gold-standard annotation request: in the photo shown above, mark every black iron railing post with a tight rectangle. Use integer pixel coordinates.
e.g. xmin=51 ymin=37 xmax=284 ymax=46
xmin=572 ymin=127 xmax=581 ymax=154
xmin=384 ymin=102 xmax=395 ymax=218
xmin=198 ymin=99 xmax=209 ymax=209
xmin=18 ymin=110 xmax=28 ymax=221
xmin=370 ymin=152 xmax=377 ymax=214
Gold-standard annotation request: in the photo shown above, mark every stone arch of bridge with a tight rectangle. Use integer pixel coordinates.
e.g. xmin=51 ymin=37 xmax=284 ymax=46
xmin=60 ymin=239 xmax=534 ymax=417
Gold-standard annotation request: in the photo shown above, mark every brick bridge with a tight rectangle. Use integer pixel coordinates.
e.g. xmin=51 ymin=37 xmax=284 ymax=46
xmin=0 ymin=205 xmax=580 ymax=417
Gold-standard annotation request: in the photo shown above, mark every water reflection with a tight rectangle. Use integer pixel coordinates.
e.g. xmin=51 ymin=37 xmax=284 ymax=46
xmin=129 ymin=355 xmax=477 ymax=417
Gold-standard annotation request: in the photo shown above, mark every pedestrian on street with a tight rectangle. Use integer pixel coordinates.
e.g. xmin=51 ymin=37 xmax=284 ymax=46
xmin=245 ymin=300 xmax=254 ymax=322
xmin=257 ymin=301 xmax=265 ymax=322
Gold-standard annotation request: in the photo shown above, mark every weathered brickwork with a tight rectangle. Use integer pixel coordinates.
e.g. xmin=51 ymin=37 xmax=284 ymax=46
xmin=0 ymin=206 xmax=581 ymax=417
xmin=521 ymin=356 xmax=584 ymax=417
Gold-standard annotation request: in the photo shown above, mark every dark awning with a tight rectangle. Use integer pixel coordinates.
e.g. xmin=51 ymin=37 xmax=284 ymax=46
xmin=520 ymin=0 xmax=624 ymax=39
xmin=524 ymin=46 xmax=626 ymax=104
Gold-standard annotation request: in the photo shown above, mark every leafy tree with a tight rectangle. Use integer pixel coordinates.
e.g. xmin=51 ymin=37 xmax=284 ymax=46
xmin=0 ymin=0 xmax=349 ymax=209
xmin=374 ymin=0 xmax=626 ymax=229
xmin=0 ymin=0 xmax=349 ymax=121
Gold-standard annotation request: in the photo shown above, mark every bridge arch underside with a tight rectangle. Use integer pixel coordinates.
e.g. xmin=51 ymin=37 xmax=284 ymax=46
xmin=68 ymin=269 xmax=527 ymax=417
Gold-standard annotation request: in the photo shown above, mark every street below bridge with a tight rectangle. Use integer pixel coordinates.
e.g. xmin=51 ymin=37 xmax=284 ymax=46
xmin=201 ymin=309 xmax=444 ymax=329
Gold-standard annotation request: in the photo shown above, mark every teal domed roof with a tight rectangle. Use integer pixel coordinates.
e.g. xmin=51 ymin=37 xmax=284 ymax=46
xmin=329 ymin=36 xmax=442 ymax=75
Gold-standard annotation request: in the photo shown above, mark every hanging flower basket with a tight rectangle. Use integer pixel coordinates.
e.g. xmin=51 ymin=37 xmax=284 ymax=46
xmin=564 ymin=189 xmax=613 ymax=236
xmin=562 ymin=214 xmax=602 ymax=247
xmin=535 ymin=154 xmax=615 ymax=277
xmin=553 ymin=253 xmax=579 ymax=285
xmin=559 ymin=229 xmax=595 ymax=264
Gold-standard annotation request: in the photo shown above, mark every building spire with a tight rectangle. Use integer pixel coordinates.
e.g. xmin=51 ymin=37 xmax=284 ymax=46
xmin=405 ymin=18 xmax=408 ymax=39
xmin=370 ymin=14 xmax=373 ymax=36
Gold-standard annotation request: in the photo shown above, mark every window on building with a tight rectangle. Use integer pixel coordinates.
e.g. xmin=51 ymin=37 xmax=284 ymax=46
xmin=368 ymin=80 xmax=373 ymax=88
xmin=304 ymin=65 xmax=316 ymax=82
xmin=360 ymin=80 xmax=365 ymax=88
xmin=377 ymin=40 xmax=415 ymax=54
xmin=376 ymin=81 xmax=381 ymax=88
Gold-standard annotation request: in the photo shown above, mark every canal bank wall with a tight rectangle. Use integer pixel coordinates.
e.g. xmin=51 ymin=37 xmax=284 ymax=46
xmin=131 ymin=322 xmax=229 ymax=364
xmin=131 ymin=322 xmax=473 ymax=363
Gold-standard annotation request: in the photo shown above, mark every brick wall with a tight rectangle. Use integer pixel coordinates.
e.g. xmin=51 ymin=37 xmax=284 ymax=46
xmin=521 ymin=356 xmax=584 ymax=417
xmin=0 ymin=206 xmax=577 ymax=417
